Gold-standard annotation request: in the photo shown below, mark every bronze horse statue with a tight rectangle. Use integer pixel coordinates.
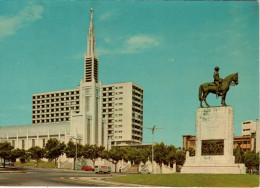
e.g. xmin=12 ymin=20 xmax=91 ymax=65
xmin=199 ymin=73 xmax=238 ymax=107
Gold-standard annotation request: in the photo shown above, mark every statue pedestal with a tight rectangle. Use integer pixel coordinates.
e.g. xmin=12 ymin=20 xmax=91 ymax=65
xmin=181 ymin=106 xmax=246 ymax=174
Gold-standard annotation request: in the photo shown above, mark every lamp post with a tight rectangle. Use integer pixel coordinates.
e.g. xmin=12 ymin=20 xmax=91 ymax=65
xmin=143 ymin=125 xmax=164 ymax=174
xmin=70 ymin=137 xmax=79 ymax=170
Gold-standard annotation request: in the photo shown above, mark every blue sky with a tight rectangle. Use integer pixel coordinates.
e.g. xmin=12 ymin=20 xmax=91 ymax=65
xmin=0 ymin=0 xmax=259 ymax=147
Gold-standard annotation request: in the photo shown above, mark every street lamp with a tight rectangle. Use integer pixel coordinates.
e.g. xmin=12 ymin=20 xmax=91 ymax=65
xmin=70 ymin=137 xmax=80 ymax=170
xmin=143 ymin=125 xmax=164 ymax=174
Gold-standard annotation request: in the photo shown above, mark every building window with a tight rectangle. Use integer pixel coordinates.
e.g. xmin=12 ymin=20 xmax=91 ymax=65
xmin=22 ymin=140 xmax=25 ymax=149
xmin=43 ymin=139 xmax=46 ymax=147
xmin=12 ymin=140 xmax=15 ymax=148
xmin=32 ymin=139 xmax=35 ymax=147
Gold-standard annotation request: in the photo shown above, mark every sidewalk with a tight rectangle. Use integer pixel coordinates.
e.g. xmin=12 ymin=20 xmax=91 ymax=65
xmin=60 ymin=176 xmax=162 ymax=187
xmin=0 ymin=166 xmax=26 ymax=173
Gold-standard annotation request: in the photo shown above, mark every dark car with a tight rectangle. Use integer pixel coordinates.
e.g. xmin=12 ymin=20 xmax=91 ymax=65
xmin=82 ymin=166 xmax=94 ymax=171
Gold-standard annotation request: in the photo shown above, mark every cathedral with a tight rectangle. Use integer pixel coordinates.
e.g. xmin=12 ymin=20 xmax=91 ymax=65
xmin=0 ymin=8 xmax=144 ymax=152
xmin=0 ymin=9 xmax=107 ymax=150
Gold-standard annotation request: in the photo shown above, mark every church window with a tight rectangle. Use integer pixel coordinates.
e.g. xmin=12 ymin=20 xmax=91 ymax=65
xmin=12 ymin=140 xmax=15 ymax=148
xmin=32 ymin=139 xmax=35 ymax=147
xmin=43 ymin=139 xmax=46 ymax=147
xmin=22 ymin=140 xmax=25 ymax=149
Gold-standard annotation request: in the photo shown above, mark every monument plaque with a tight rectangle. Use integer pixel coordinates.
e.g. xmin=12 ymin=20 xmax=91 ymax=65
xmin=201 ymin=139 xmax=224 ymax=155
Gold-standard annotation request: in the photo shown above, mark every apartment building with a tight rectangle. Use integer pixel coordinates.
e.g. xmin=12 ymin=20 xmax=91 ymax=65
xmin=32 ymin=88 xmax=80 ymax=124
xmin=103 ymin=82 xmax=143 ymax=146
xmin=241 ymin=120 xmax=257 ymax=136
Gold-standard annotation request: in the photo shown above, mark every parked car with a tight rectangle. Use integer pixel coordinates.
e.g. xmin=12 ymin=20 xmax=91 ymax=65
xmin=94 ymin=165 xmax=111 ymax=174
xmin=1 ymin=160 xmax=14 ymax=166
xmin=81 ymin=166 xmax=94 ymax=171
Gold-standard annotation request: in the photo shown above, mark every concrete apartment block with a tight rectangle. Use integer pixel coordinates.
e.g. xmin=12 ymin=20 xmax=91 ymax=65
xmin=103 ymin=82 xmax=143 ymax=147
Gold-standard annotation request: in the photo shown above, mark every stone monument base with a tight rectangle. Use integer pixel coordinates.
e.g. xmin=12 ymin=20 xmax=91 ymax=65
xmin=181 ymin=106 xmax=246 ymax=174
xmin=181 ymin=155 xmax=246 ymax=174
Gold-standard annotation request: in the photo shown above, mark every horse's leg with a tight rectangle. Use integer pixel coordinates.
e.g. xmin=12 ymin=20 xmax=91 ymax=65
xmin=221 ymin=91 xmax=227 ymax=106
xmin=199 ymin=85 xmax=204 ymax=108
xmin=203 ymin=91 xmax=210 ymax=107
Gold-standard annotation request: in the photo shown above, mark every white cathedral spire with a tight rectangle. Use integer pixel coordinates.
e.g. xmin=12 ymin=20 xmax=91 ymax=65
xmin=85 ymin=8 xmax=98 ymax=83
xmin=87 ymin=8 xmax=96 ymax=57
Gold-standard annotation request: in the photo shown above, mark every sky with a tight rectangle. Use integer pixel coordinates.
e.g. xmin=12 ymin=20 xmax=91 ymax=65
xmin=0 ymin=0 xmax=259 ymax=147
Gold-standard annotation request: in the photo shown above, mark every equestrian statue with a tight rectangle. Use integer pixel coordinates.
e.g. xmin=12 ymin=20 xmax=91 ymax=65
xmin=199 ymin=66 xmax=239 ymax=108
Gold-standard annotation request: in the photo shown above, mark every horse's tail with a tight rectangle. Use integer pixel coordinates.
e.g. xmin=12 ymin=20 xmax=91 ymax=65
xmin=199 ymin=85 xmax=203 ymax=101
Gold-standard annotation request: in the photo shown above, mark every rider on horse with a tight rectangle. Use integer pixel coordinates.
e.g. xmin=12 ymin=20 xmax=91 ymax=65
xmin=213 ymin=66 xmax=222 ymax=96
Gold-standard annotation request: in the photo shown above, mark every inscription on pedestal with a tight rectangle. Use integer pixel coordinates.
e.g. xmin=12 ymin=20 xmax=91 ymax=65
xmin=201 ymin=139 xmax=224 ymax=155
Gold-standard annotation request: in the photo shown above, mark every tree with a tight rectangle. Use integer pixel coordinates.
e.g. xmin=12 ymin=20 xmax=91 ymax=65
xmin=82 ymin=144 xmax=105 ymax=167
xmin=154 ymin=142 xmax=168 ymax=173
xmin=8 ymin=148 xmax=25 ymax=163
xmin=123 ymin=147 xmax=137 ymax=164
xmin=140 ymin=148 xmax=150 ymax=165
xmin=123 ymin=148 xmax=149 ymax=165
xmin=17 ymin=149 xmax=30 ymax=164
xmin=101 ymin=147 xmax=124 ymax=173
xmin=165 ymin=145 xmax=177 ymax=167
xmin=186 ymin=147 xmax=195 ymax=156
xmin=0 ymin=142 xmax=14 ymax=168
xmin=243 ymin=151 xmax=259 ymax=170
xmin=64 ymin=140 xmax=83 ymax=170
xmin=175 ymin=147 xmax=186 ymax=166
xmin=234 ymin=143 xmax=243 ymax=163
xmin=45 ymin=138 xmax=66 ymax=168
xmin=28 ymin=146 xmax=45 ymax=167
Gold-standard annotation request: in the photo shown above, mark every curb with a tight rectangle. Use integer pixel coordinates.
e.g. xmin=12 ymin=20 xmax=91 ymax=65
xmin=0 ymin=171 xmax=26 ymax=173
xmin=60 ymin=176 xmax=161 ymax=187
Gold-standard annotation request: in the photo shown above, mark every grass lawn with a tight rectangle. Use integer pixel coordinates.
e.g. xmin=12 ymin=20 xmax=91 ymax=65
xmin=110 ymin=173 xmax=259 ymax=187
xmin=15 ymin=161 xmax=56 ymax=168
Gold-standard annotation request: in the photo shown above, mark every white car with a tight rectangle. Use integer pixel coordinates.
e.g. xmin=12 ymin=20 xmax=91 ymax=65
xmin=94 ymin=165 xmax=111 ymax=174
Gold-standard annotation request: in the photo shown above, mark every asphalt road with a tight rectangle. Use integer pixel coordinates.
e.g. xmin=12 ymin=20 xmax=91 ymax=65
xmin=0 ymin=167 xmax=115 ymax=186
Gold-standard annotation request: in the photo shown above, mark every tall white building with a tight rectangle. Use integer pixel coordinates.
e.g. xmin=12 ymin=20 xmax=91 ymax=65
xmin=241 ymin=120 xmax=259 ymax=153
xmin=1 ymin=8 xmax=106 ymax=148
xmin=241 ymin=120 xmax=257 ymax=136
xmin=103 ymin=82 xmax=143 ymax=146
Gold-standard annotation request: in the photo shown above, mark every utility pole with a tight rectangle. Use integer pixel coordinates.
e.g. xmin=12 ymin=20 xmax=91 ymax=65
xmin=144 ymin=125 xmax=164 ymax=174
xmin=70 ymin=136 xmax=80 ymax=170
